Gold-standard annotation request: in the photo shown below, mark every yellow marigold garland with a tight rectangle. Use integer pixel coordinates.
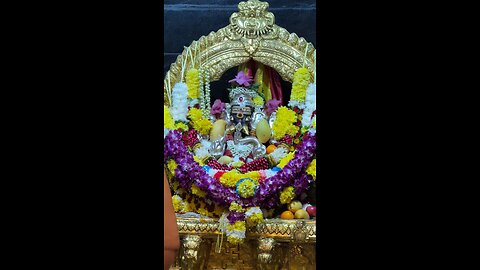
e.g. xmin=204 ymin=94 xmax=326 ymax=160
xmin=236 ymin=178 xmax=257 ymax=198
xmin=220 ymin=170 xmax=242 ymax=188
xmin=188 ymin=108 xmax=213 ymax=135
xmin=245 ymin=207 xmax=264 ymax=227
xmin=290 ymin=67 xmax=310 ymax=102
xmin=243 ymin=171 xmax=260 ymax=184
xmin=306 ymin=159 xmax=316 ymax=180
xmin=188 ymin=107 xmax=203 ymax=122
xmin=167 ymin=159 xmax=177 ymax=175
xmin=191 ymin=183 xmax=206 ymax=198
xmin=172 ymin=195 xmax=184 ymax=213
xmin=229 ymin=202 xmax=244 ymax=212
xmin=277 ymin=151 xmax=295 ymax=169
xmin=227 ymin=220 xmax=246 ymax=231
xmin=197 ymin=200 xmax=211 ymax=217
xmin=196 ymin=118 xmax=213 ymax=135
xmin=220 ymin=170 xmax=261 ymax=188
xmin=280 ymin=186 xmax=295 ymax=204
xmin=186 ymin=69 xmax=200 ymax=99
xmin=226 ymin=220 xmax=246 ymax=244
xmin=175 ymin=122 xmax=189 ymax=131
xmin=164 ymin=105 xmax=175 ymax=130
xmin=272 ymin=106 xmax=299 ymax=140
xmin=193 ymin=156 xmax=204 ymax=166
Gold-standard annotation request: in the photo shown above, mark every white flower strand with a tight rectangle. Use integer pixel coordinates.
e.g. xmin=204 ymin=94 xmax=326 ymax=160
xmin=198 ymin=67 xmax=205 ymax=114
xmin=204 ymin=67 xmax=211 ymax=117
xmin=170 ymin=82 xmax=189 ymax=122
xmin=301 ymin=83 xmax=316 ymax=127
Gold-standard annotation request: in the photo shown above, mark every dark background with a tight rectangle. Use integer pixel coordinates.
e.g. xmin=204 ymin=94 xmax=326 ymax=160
xmin=164 ymin=0 xmax=316 ymax=104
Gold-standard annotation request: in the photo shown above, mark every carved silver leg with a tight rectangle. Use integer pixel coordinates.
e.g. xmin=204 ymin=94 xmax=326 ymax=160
xmin=181 ymin=235 xmax=202 ymax=269
xmin=257 ymin=237 xmax=276 ymax=264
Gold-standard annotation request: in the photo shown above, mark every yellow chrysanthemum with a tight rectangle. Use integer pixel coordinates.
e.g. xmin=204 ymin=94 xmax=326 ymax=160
xmin=167 ymin=159 xmax=177 ymax=175
xmin=188 ymin=108 xmax=213 ymax=135
xmin=246 ymin=212 xmax=263 ymax=227
xmin=290 ymin=67 xmax=310 ymax=102
xmin=253 ymin=95 xmax=264 ymax=105
xmin=191 ymin=183 xmax=206 ymax=198
xmin=306 ymin=159 xmax=316 ymax=180
xmin=279 ymin=186 xmax=295 ymax=204
xmin=243 ymin=171 xmax=260 ymax=184
xmin=172 ymin=195 xmax=184 ymax=213
xmin=182 ymin=201 xmax=192 ymax=212
xmin=226 ymin=221 xmax=246 ymax=244
xmin=193 ymin=156 xmax=204 ymax=166
xmin=188 ymin=107 xmax=203 ymax=122
xmin=175 ymin=122 xmax=189 ymax=131
xmin=164 ymin=105 xmax=175 ymax=129
xmin=229 ymin=202 xmax=243 ymax=212
xmin=194 ymin=118 xmax=213 ymax=135
xmin=227 ymin=220 xmax=246 ymax=232
xmin=312 ymin=117 xmax=316 ymax=129
xmin=186 ymin=69 xmax=200 ymax=99
xmin=272 ymin=106 xmax=298 ymax=140
xmin=220 ymin=170 xmax=242 ymax=188
xmin=197 ymin=201 xmax=211 ymax=217
xmin=277 ymin=151 xmax=295 ymax=169
xmin=198 ymin=208 xmax=212 ymax=217
xmin=236 ymin=178 xmax=257 ymax=198
xmin=227 ymin=235 xmax=244 ymax=245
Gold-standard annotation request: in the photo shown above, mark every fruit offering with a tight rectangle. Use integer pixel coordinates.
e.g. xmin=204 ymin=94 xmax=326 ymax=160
xmin=288 ymin=200 xmax=302 ymax=213
xmin=280 ymin=210 xmax=294 ymax=219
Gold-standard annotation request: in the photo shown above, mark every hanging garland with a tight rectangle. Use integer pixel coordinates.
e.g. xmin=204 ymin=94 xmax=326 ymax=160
xmin=165 ymin=60 xmax=316 ymax=244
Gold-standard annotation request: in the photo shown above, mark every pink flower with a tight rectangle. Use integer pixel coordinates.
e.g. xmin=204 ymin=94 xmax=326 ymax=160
xmin=266 ymin=99 xmax=282 ymax=114
xmin=211 ymin=99 xmax=225 ymax=115
xmin=228 ymin=71 xmax=253 ymax=86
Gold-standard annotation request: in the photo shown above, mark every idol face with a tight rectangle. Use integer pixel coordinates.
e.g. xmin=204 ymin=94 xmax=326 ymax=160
xmin=230 ymin=105 xmax=252 ymax=125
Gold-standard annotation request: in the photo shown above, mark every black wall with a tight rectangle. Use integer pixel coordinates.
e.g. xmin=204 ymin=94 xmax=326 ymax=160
xmin=164 ymin=0 xmax=316 ymax=103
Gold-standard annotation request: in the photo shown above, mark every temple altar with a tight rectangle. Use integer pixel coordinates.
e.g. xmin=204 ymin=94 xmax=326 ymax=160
xmin=171 ymin=217 xmax=316 ymax=270
xmin=164 ymin=1 xmax=317 ymax=269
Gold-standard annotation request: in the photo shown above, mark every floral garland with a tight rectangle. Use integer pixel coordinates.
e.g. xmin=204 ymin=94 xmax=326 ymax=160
xmin=164 ymin=65 xmax=317 ymax=244
xmin=186 ymin=69 xmax=200 ymax=99
xmin=164 ymin=129 xmax=315 ymax=209
xmin=170 ymin=83 xmax=189 ymax=122
xmin=271 ymin=106 xmax=299 ymax=140
xmin=188 ymin=107 xmax=213 ymax=136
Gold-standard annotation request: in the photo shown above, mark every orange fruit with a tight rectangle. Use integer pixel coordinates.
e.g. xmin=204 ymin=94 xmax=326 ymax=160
xmin=280 ymin=210 xmax=294 ymax=219
xmin=266 ymin=145 xmax=277 ymax=154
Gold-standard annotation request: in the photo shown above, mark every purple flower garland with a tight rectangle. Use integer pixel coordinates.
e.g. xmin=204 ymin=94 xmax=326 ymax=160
xmin=164 ymin=129 xmax=316 ymax=209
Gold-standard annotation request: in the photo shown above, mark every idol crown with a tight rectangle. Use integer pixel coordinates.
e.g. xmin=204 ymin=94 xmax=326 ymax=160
xmin=238 ymin=0 xmax=269 ymax=17
xmin=229 ymin=87 xmax=257 ymax=107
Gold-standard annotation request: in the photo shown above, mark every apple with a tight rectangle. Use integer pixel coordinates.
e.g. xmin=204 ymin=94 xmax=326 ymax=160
xmin=302 ymin=203 xmax=312 ymax=211
xmin=294 ymin=209 xmax=310 ymax=219
xmin=288 ymin=200 xmax=303 ymax=213
xmin=306 ymin=206 xmax=316 ymax=217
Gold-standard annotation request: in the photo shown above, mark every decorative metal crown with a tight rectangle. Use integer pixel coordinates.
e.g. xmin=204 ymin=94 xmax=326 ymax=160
xmin=229 ymin=87 xmax=257 ymax=108
xmin=229 ymin=0 xmax=275 ymax=38
xmin=238 ymin=0 xmax=269 ymax=17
